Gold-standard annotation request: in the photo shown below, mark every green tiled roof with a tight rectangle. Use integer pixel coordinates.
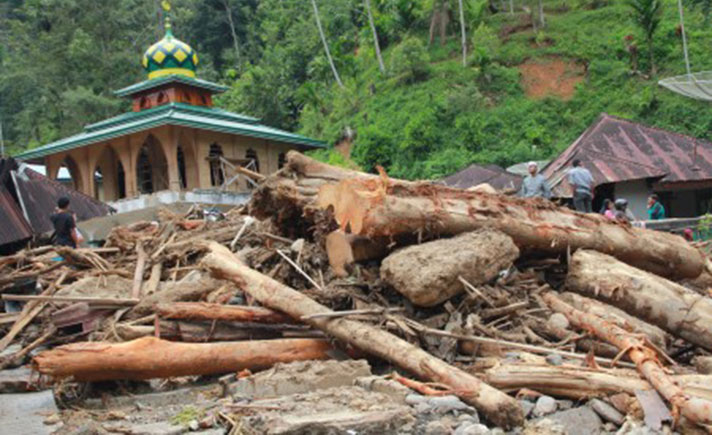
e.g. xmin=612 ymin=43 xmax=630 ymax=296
xmin=14 ymin=103 xmax=325 ymax=162
xmin=114 ymin=75 xmax=229 ymax=97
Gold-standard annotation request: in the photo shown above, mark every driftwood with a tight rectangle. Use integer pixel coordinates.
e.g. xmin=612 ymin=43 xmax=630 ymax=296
xmin=566 ymin=250 xmax=712 ymax=352
xmin=155 ymin=302 xmax=294 ymax=324
xmin=325 ymin=230 xmax=388 ymax=277
xmin=269 ymin=152 xmax=703 ymax=280
xmin=33 ymin=336 xmax=333 ymax=381
xmin=482 ymin=362 xmax=712 ymax=402
xmin=114 ymin=321 xmax=310 ymax=342
xmin=127 ymin=278 xmax=225 ymax=319
xmin=543 ymin=292 xmax=712 ymax=426
xmin=131 ymin=242 xmax=147 ymax=299
xmin=201 ymin=242 xmax=524 ymax=429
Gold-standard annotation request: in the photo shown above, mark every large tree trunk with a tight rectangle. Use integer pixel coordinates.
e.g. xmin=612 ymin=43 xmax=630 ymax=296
xmin=558 ymin=292 xmax=668 ymax=350
xmin=33 ymin=337 xmax=333 ymax=381
xmin=155 ymin=302 xmax=294 ymax=324
xmin=483 ymin=362 xmax=712 ymax=401
xmin=566 ymin=250 xmax=712 ymax=352
xmin=314 ymin=168 xmax=704 ymax=280
xmin=542 ymin=292 xmax=712 ymax=426
xmin=201 ymin=242 xmax=524 ymax=429
xmin=310 ymin=0 xmax=344 ymax=89
xmin=364 ymin=0 xmax=386 ymax=74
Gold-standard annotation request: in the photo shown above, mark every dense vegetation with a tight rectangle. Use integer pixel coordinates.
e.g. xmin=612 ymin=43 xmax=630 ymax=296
xmin=2 ymin=0 xmax=712 ymax=179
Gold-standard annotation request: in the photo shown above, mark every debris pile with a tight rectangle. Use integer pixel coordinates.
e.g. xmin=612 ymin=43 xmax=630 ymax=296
xmin=1 ymin=151 xmax=712 ymax=433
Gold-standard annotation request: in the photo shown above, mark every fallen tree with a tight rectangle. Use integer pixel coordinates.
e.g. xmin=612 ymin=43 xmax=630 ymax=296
xmin=33 ymin=336 xmax=333 ymax=381
xmin=542 ymin=292 xmax=712 ymax=426
xmin=482 ymin=362 xmax=712 ymax=402
xmin=259 ymin=152 xmax=701 ymax=280
xmin=155 ymin=302 xmax=294 ymax=324
xmin=201 ymin=242 xmax=524 ymax=429
xmin=566 ymin=250 xmax=712 ymax=352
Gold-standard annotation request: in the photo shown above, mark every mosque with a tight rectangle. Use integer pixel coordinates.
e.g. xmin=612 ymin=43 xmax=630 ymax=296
xmin=14 ymin=2 xmax=323 ymax=203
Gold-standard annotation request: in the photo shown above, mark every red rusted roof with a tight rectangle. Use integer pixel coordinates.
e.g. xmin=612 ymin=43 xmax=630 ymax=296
xmin=542 ymin=113 xmax=712 ymax=197
xmin=14 ymin=164 xmax=112 ymax=235
xmin=0 ymin=159 xmax=111 ymax=249
xmin=442 ymin=163 xmax=522 ymax=191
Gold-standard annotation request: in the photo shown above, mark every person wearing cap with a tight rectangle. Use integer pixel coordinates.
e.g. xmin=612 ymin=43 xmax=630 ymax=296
xmin=568 ymin=159 xmax=594 ymax=213
xmin=519 ymin=161 xmax=551 ymax=199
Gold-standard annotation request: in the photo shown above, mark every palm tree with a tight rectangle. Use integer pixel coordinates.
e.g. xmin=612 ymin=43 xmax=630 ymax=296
xmin=458 ymin=0 xmax=467 ymax=66
xmin=628 ymin=0 xmax=663 ymax=74
xmin=310 ymin=0 xmax=344 ymax=88
xmin=364 ymin=0 xmax=386 ymax=74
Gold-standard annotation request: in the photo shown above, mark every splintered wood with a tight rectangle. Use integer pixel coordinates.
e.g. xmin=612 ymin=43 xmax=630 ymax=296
xmin=1 ymin=152 xmax=712 ymax=431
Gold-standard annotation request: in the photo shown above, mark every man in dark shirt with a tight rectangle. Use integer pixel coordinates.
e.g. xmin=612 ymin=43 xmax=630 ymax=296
xmin=50 ymin=197 xmax=78 ymax=248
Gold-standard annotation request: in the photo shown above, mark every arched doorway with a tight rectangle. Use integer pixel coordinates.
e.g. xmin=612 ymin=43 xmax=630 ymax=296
xmin=245 ymin=148 xmax=260 ymax=173
xmin=278 ymin=152 xmax=287 ymax=169
xmin=136 ymin=135 xmax=169 ymax=194
xmin=59 ymin=156 xmax=83 ymax=192
xmin=209 ymin=143 xmax=224 ymax=187
xmin=177 ymin=146 xmax=187 ymax=189
xmin=93 ymin=147 xmax=126 ymax=201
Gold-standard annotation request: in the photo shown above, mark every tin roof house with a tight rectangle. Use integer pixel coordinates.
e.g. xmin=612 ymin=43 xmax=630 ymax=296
xmin=542 ymin=113 xmax=712 ymax=219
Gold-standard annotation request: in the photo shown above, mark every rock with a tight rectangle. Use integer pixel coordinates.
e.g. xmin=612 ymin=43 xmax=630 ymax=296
xmin=548 ymin=313 xmax=570 ymax=330
xmin=590 ymin=398 xmax=625 ymax=425
xmin=230 ymin=359 xmax=372 ymax=399
xmin=544 ymin=407 xmax=602 ymax=434
xmin=0 ymin=366 xmax=34 ymax=393
xmin=557 ymin=400 xmax=574 ymax=410
xmin=533 ymin=396 xmax=558 ymax=417
xmin=694 ymin=356 xmax=712 ymax=374
xmin=454 ymin=422 xmax=490 ymax=435
xmin=522 ymin=418 xmax=566 ymax=435
xmin=116 ymin=422 xmax=185 ymax=435
xmin=406 ymin=394 xmax=475 ymax=415
xmin=424 ymin=420 xmax=452 ymax=435
xmin=380 ymin=230 xmax=519 ymax=307
xmin=545 ymin=353 xmax=563 ymax=366
xmin=519 ymin=400 xmax=535 ymax=418
xmin=188 ymin=419 xmax=199 ymax=431
xmin=0 ymin=390 xmax=58 ymax=435
xmin=354 ymin=375 xmax=411 ymax=403
xmin=240 ymin=386 xmax=415 ymax=434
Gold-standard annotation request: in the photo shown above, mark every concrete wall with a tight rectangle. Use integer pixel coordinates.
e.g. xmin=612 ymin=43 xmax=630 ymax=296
xmin=614 ymin=180 xmax=649 ymax=220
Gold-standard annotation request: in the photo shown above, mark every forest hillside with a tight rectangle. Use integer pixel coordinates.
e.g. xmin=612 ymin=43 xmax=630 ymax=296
xmin=2 ymin=0 xmax=712 ymax=179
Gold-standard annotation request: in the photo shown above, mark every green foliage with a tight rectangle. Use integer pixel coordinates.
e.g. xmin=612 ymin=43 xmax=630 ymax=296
xmin=5 ymin=0 xmax=712 ymax=185
xmin=389 ymin=37 xmax=431 ymax=83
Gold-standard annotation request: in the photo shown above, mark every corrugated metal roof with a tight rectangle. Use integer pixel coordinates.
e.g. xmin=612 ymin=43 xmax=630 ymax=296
xmin=13 ymin=164 xmax=112 ymax=235
xmin=114 ymin=75 xmax=229 ymax=97
xmin=14 ymin=103 xmax=325 ymax=162
xmin=542 ymin=113 xmax=712 ymax=197
xmin=0 ymin=188 xmax=33 ymax=246
xmin=441 ymin=163 xmax=522 ymax=191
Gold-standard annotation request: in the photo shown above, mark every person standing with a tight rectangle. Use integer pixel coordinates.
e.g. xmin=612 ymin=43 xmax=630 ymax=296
xmin=647 ymin=194 xmax=666 ymax=220
xmin=568 ymin=159 xmax=594 ymax=213
xmin=519 ymin=162 xmax=551 ymax=199
xmin=50 ymin=197 xmax=79 ymax=248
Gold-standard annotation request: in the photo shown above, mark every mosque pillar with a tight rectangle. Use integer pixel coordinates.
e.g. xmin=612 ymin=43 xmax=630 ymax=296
xmin=166 ymin=127 xmax=181 ymax=191
xmin=117 ymin=136 xmax=138 ymax=198
xmin=45 ymin=156 xmax=62 ymax=181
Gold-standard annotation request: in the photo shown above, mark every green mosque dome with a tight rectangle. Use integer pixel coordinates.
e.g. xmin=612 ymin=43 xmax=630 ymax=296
xmin=142 ymin=17 xmax=198 ymax=80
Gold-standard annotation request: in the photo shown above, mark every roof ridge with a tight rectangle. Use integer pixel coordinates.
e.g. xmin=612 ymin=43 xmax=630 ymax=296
xmin=600 ymin=113 xmax=712 ymax=146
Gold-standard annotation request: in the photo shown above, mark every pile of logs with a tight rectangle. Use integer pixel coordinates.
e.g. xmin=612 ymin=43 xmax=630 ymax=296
xmin=2 ymin=151 xmax=712 ymax=431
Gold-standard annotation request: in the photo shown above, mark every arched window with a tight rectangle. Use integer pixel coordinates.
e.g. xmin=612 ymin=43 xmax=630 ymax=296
xmin=200 ymin=95 xmax=208 ymax=106
xmin=177 ymin=146 xmax=187 ymax=189
xmin=245 ymin=148 xmax=260 ymax=173
xmin=278 ymin=152 xmax=287 ymax=169
xmin=140 ymin=97 xmax=150 ymax=110
xmin=136 ymin=146 xmax=153 ymax=194
xmin=209 ymin=143 xmax=224 ymax=187
xmin=157 ymin=91 xmax=167 ymax=105
xmin=182 ymin=91 xmax=192 ymax=104
xmin=117 ymin=163 xmax=126 ymax=199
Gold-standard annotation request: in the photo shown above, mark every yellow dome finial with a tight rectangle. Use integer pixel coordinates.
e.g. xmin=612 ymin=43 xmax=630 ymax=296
xmin=161 ymin=0 xmax=171 ymax=12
